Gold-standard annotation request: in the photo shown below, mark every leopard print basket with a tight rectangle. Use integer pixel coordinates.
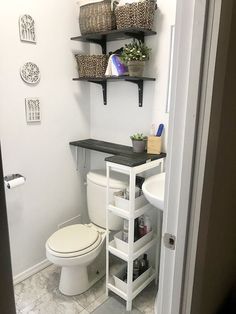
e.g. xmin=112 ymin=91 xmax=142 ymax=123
xmin=75 ymin=55 xmax=108 ymax=78
xmin=115 ymin=0 xmax=157 ymax=30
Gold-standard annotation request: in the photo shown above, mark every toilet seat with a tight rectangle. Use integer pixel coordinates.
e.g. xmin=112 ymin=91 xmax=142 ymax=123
xmin=47 ymin=224 xmax=102 ymax=258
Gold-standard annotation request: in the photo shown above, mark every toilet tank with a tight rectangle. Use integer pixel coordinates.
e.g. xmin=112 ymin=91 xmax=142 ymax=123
xmin=87 ymin=169 xmax=128 ymax=230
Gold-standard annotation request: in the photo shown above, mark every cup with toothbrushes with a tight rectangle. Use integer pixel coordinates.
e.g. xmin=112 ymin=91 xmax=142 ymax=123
xmin=147 ymin=123 xmax=164 ymax=154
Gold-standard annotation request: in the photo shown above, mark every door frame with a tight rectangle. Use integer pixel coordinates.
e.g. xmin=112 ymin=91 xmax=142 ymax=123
xmin=181 ymin=0 xmax=234 ymax=312
xmin=0 ymin=144 xmax=16 ymax=314
xmin=156 ymin=0 xmax=218 ymax=313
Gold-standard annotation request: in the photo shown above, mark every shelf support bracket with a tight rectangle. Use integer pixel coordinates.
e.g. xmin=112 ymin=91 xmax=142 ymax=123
xmin=88 ymin=80 xmax=107 ymax=105
xmin=87 ymin=37 xmax=106 ymax=54
xmin=124 ymin=32 xmax=145 ymax=43
xmin=126 ymin=79 xmax=144 ymax=107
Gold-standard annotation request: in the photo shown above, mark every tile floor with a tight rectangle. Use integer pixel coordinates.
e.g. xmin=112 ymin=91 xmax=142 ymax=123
xmin=14 ymin=265 xmax=157 ymax=313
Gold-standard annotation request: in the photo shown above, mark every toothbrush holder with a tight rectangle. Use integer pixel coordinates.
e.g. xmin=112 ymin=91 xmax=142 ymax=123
xmin=147 ymin=136 xmax=162 ymax=154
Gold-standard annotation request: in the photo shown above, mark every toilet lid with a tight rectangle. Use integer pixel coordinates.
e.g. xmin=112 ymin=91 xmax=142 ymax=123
xmin=47 ymin=224 xmax=99 ymax=254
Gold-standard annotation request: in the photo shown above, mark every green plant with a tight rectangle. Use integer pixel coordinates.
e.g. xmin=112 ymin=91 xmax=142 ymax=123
xmin=130 ymin=133 xmax=147 ymax=141
xmin=120 ymin=39 xmax=151 ymax=63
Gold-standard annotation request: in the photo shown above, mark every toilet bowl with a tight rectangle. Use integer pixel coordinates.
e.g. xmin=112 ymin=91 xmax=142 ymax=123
xmin=46 ymin=223 xmax=106 ymax=295
xmin=46 ymin=169 xmax=128 ymax=296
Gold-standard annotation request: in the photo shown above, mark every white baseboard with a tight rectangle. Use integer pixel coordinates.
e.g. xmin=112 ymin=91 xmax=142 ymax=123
xmin=13 ymin=259 xmax=52 ymax=285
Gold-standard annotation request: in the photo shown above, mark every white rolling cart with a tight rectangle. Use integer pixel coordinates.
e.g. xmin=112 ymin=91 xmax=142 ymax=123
xmin=106 ymin=158 xmax=164 ymax=311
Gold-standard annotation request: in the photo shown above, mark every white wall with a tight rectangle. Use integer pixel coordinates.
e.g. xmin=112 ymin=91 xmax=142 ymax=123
xmin=0 ymin=0 xmax=90 ymax=276
xmin=90 ymin=0 xmax=176 ymax=168
xmin=0 ymin=0 xmax=175 ymax=277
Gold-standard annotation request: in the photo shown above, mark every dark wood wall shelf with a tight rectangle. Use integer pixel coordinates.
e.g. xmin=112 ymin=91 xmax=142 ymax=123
xmin=70 ymin=138 xmax=166 ymax=167
xmin=71 ymin=28 xmax=157 ymax=107
xmin=73 ymin=76 xmax=156 ymax=107
xmin=71 ymin=28 xmax=156 ymax=54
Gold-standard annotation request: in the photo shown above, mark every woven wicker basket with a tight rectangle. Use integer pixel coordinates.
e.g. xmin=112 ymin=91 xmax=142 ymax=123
xmin=75 ymin=55 xmax=108 ymax=78
xmin=115 ymin=0 xmax=156 ymax=30
xmin=79 ymin=0 xmax=116 ymax=35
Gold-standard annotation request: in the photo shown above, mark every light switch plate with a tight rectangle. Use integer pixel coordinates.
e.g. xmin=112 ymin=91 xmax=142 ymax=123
xmin=25 ymin=98 xmax=41 ymax=122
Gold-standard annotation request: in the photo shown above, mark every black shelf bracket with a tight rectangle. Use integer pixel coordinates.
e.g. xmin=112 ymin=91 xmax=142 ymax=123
xmin=126 ymin=79 xmax=144 ymax=107
xmin=87 ymin=37 xmax=107 ymax=54
xmin=88 ymin=80 xmax=107 ymax=105
xmin=124 ymin=32 xmax=145 ymax=43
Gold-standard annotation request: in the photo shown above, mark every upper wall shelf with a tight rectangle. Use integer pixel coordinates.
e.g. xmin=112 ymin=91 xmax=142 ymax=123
xmin=71 ymin=28 xmax=157 ymax=54
xmin=71 ymin=28 xmax=157 ymax=107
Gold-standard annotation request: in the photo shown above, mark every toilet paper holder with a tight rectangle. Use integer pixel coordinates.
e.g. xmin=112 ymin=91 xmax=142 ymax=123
xmin=4 ymin=174 xmax=26 ymax=189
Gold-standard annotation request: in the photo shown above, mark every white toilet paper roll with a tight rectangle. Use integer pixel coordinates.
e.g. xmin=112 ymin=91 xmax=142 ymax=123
xmin=6 ymin=177 xmax=25 ymax=189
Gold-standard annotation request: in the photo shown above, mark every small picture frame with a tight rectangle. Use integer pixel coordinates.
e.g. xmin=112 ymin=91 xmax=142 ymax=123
xmin=25 ymin=98 xmax=41 ymax=123
xmin=19 ymin=14 xmax=36 ymax=43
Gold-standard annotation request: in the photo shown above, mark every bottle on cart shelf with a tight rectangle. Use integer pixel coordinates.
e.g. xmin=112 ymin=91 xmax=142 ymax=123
xmin=134 ymin=218 xmax=139 ymax=242
xmin=138 ymin=215 xmax=145 ymax=238
xmin=144 ymin=215 xmax=152 ymax=234
xmin=139 ymin=254 xmax=149 ymax=275
xmin=123 ymin=219 xmax=129 ymax=242
xmin=125 ymin=186 xmax=141 ymax=200
xmin=133 ymin=259 xmax=140 ymax=281
xmin=122 ymin=267 xmax=127 ymax=283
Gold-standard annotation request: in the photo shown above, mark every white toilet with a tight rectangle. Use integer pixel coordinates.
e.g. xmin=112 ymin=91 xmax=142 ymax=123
xmin=46 ymin=169 xmax=127 ymax=296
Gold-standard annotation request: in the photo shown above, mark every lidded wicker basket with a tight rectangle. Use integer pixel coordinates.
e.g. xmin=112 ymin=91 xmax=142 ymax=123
xmin=115 ymin=0 xmax=157 ymax=30
xmin=79 ymin=0 xmax=116 ymax=35
xmin=75 ymin=55 xmax=108 ymax=78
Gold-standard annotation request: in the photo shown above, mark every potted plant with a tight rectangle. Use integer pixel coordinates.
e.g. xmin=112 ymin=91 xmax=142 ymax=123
xmin=130 ymin=133 xmax=147 ymax=153
xmin=120 ymin=39 xmax=151 ymax=77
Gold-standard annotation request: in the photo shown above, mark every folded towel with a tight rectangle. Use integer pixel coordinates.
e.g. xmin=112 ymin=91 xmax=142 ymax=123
xmin=105 ymin=55 xmax=128 ymax=76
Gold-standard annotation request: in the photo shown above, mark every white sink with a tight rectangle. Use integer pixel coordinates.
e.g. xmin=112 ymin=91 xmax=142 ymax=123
xmin=142 ymin=172 xmax=165 ymax=210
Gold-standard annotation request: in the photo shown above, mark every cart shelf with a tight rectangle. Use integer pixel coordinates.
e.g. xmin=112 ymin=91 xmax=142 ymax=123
xmin=108 ymin=267 xmax=156 ymax=301
xmin=108 ymin=203 xmax=153 ymax=220
xmin=108 ymin=235 xmax=157 ymax=262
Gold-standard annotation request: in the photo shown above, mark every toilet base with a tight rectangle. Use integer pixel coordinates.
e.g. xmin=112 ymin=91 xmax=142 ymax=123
xmin=59 ymin=265 xmax=89 ymax=295
xmin=59 ymin=263 xmax=105 ymax=296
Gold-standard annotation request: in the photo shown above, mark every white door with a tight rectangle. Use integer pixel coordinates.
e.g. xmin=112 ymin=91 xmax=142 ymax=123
xmin=156 ymin=0 xmax=223 ymax=313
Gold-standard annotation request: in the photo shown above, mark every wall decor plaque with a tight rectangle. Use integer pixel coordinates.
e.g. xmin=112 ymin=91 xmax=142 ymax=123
xmin=20 ymin=62 xmax=40 ymax=84
xmin=25 ymin=98 xmax=41 ymax=122
xmin=19 ymin=14 xmax=36 ymax=43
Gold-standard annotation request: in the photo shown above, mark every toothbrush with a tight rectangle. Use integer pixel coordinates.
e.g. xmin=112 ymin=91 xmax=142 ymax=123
xmin=156 ymin=124 xmax=164 ymax=137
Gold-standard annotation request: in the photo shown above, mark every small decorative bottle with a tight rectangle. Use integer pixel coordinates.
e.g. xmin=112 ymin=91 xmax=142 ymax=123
xmin=144 ymin=215 xmax=152 ymax=234
xmin=133 ymin=259 xmax=140 ymax=280
xmin=123 ymin=220 xmax=128 ymax=242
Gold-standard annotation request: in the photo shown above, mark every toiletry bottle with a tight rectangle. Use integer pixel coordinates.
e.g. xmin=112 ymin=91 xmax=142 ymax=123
xmin=138 ymin=215 xmax=145 ymax=238
xmin=133 ymin=259 xmax=140 ymax=280
xmin=123 ymin=220 xmax=128 ymax=242
xmin=122 ymin=267 xmax=127 ymax=283
xmin=150 ymin=123 xmax=156 ymax=136
xmin=139 ymin=254 xmax=149 ymax=275
xmin=144 ymin=215 xmax=152 ymax=234
xmin=126 ymin=186 xmax=140 ymax=199
xmin=134 ymin=218 xmax=139 ymax=241
xmin=144 ymin=253 xmax=149 ymax=269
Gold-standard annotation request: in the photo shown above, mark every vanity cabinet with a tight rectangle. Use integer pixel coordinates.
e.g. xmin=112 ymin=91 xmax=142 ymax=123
xmin=71 ymin=28 xmax=157 ymax=107
xmin=106 ymin=158 xmax=164 ymax=311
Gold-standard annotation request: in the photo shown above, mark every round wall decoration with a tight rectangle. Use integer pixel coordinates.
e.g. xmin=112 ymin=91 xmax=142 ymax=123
xmin=20 ymin=62 xmax=40 ymax=84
